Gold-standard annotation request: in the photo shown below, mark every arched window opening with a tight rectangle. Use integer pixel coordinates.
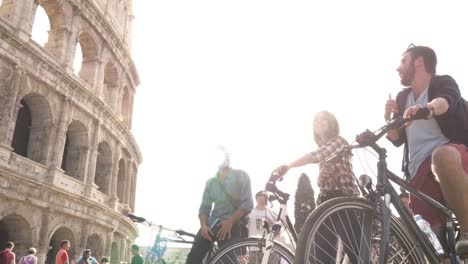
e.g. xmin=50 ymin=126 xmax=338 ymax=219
xmin=86 ymin=234 xmax=103 ymax=261
xmin=73 ymin=42 xmax=83 ymax=76
xmin=46 ymin=227 xmax=76 ymax=264
xmin=0 ymin=215 xmax=33 ymax=259
xmin=31 ymin=5 xmax=50 ymax=47
xmin=61 ymin=120 xmax=89 ymax=180
xmin=94 ymin=142 xmax=112 ymax=195
xmin=110 ymin=242 xmax=119 ymax=264
xmin=116 ymin=159 xmax=126 ymax=202
xmin=12 ymin=93 xmax=53 ymax=165
xmin=11 ymin=100 xmax=31 ymax=157
xmin=75 ymin=33 xmax=98 ymax=85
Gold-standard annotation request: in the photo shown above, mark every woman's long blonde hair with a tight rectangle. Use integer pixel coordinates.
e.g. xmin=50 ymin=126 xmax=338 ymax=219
xmin=313 ymin=111 xmax=340 ymax=147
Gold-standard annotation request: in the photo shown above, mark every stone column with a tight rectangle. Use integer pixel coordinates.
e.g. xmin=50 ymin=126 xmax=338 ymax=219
xmin=127 ymin=90 xmax=135 ymax=129
xmin=124 ymin=159 xmax=132 ymax=205
xmin=115 ymin=84 xmax=124 ymax=117
xmin=78 ymin=220 xmax=90 ymax=256
xmin=62 ymin=6 xmax=81 ymax=71
xmin=109 ymin=144 xmax=122 ymax=208
xmin=45 ymin=26 xmax=73 ymax=63
xmin=95 ymin=58 xmax=106 ymax=98
xmin=105 ymin=231 xmax=113 ymax=259
xmin=16 ymin=0 xmax=36 ymax=41
xmin=130 ymin=167 xmax=137 ymax=212
xmin=36 ymin=209 xmax=52 ymax=264
xmin=0 ymin=66 xmax=22 ymax=163
xmin=48 ymin=99 xmax=71 ymax=181
xmin=0 ymin=0 xmax=35 ymax=41
xmin=84 ymin=123 xmax=101 ymax=197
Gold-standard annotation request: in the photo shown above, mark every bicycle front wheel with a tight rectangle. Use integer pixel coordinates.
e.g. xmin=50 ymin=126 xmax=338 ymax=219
xmin=295 ymin=197 xmax=426 ymax=264
xmin=208 ymin=237 xmax=294 ymax=264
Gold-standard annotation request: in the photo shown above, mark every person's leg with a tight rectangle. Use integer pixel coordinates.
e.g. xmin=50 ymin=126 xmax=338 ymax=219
xmin=409 ymin=158 xmax=447 ymax=229
xmin=216 ymin=223 xmax=242 ymax=262
xmin=186 ymin=229 xmax=212 ymax=264
xmin=432 ymin=144 xmax=468 ymax=253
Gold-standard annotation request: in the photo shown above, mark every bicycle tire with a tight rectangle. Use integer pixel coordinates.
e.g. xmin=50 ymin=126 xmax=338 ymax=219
xmin=295 ymin=197 xmax=427 ymax=264
xmin=208 ymin=237 xmax=294 ymax=264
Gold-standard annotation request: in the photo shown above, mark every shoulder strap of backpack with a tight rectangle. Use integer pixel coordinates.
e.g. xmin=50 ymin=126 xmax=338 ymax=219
xmin=216 ymin=177 xmax=238 ymax=209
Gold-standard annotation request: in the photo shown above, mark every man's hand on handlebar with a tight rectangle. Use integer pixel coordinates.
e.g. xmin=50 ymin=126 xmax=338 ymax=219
xmin=403 ymin=104 xmax=433 ymax=126
xmin=270 ymin=165 xmax=289 ymax=182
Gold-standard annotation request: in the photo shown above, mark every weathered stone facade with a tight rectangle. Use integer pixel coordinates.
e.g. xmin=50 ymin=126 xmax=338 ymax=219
xmin=0 ymin=1 xmax=141 ymax=264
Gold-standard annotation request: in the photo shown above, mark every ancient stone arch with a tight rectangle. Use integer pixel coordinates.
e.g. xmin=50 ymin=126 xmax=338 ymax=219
xmin=0 ymin=214 xmax=33 ymax=258
xmin=76 ymin=32 xmax=100 ymax=85
xmin=110 ymin=241 xmax=119 ymax=264
xmin=11 ymin=93 xmax=53 ymax=165
xmin=35 ymin=0 xmax=68 ymax=58
xmin=46 ymin=226 xmax=76 ymax=264
xmin=31 ymin=3 xmax=50 ymax=47
xmin=86 ymin=233 xmax=103 ymax=261
xmin=95 ymin=141 xmax=112 ymax=195
xmin=62 ymin=119 xmax=89 ymax=180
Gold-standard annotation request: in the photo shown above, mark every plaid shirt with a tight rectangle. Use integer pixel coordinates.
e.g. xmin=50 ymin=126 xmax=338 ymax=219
xmin=307 ymin=136 xmax=359 ymax=196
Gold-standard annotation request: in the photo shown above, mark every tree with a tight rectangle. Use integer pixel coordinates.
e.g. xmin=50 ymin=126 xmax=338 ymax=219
xmin=294 ymin=173 xmax=316 ymax=234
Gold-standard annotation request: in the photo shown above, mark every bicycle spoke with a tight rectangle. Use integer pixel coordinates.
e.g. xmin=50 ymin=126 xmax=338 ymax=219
xmin=302 ymin=201 xmax=424 ymax=264
xmin=210 ymin=238 xmax=294 ymax=264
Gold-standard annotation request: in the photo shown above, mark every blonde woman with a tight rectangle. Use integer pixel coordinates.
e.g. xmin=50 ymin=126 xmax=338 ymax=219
xmin=272 ymin=110 xmax=360 ymax=263
xmin=272 ymin=110 xmax=359 ymax=205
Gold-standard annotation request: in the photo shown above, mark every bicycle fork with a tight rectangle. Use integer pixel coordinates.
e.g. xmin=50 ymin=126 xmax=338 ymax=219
xmin=261 ymin=223 xmax=281 ymax=264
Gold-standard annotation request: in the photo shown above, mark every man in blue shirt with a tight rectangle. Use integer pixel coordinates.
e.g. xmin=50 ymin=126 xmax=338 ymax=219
xmin=186 ymin=148 xmax=253 ymax=264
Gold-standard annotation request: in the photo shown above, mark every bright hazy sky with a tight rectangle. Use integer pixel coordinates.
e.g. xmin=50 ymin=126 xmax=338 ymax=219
xmin=129 ymin=1 xmax=468 ymax=245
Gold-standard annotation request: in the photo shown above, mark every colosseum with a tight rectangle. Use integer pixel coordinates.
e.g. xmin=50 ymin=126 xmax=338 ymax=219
xmin=0 ymin=0 xmax=141 ymax=264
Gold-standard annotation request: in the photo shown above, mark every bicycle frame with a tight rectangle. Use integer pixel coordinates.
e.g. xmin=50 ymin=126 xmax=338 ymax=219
xmin=356 ymin=117 xmax=458 ymax=264
xmin=260 ymin=182 xmax=298 ymax=263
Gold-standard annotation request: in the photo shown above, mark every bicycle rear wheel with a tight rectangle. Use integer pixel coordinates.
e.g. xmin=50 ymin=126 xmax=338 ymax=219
xmin=295 ymin=197 xmax=427 ymax=264
xmin=208 ymin=237 xmax=294 ymax=264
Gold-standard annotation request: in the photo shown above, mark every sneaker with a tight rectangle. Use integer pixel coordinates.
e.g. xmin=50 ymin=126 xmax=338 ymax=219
xmin=456 ymin=232 xmax=468 ymax=256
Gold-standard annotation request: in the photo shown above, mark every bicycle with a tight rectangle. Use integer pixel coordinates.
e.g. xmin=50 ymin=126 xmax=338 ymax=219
xmin=127 ymin=213 xmax=214 ymax=264
xmin=293 ymin=108 xmax=467 ymax=263
xmin=207 ymin=180 xmax=297 ymax=263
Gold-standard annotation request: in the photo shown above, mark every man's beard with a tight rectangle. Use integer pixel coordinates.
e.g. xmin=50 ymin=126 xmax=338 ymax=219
xmin=400 ymin=65 xmax=415 ymax=87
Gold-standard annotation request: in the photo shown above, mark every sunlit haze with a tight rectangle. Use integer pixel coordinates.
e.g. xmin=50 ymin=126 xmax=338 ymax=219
xmin=130 ymin=1 xmax=468 ymax=245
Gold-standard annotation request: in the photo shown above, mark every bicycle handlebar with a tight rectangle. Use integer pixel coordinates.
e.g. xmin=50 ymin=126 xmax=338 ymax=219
xmin=354 ymin=107 xmax=430 ymax=149
xmin=127 ymin=214 xmax=196 ymax=239
xmin=265 ymin=180 xmax=290 ymax=203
